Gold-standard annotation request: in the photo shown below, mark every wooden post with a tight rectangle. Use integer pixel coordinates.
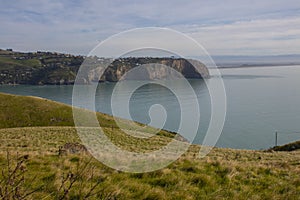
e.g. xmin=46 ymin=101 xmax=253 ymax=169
xmin=275 ymin=131 xmax=278 ymax=147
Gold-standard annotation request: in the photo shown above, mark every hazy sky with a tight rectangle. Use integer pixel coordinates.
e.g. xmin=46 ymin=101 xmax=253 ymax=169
xmin=1 ymin=0 xmax=300 ymax=56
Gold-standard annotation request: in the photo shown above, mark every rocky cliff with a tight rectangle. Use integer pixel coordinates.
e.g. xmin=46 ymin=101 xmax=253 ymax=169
xmin=85 ymin=57 xmax=209 ymax=83
xmin=0 ymin=49 xmax=209 ymax=85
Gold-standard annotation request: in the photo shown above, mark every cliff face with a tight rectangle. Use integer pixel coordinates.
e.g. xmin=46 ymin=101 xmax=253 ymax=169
xmin=0 ymin=49 xmax=209 ymax=85
xmin=87 ymin=57 xmax=209 ymax=83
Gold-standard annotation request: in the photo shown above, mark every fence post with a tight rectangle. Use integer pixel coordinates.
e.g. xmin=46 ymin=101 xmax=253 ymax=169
xmin=275 ymin=131 xmax=278 ymax=147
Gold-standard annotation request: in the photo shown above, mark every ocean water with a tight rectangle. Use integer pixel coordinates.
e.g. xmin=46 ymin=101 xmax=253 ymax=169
xmin=1 ymin=65 xmax=300 ymax=150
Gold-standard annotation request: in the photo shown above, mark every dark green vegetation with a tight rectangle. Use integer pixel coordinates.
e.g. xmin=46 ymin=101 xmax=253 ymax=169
xmin=0 ymin=92 xmax=300 ymax=199
xmin=0 ymin=49 xmax=209 ymax=85
xmin=270 ymin=140 xmax=300 ymax=152
xmin=0 ymin=49 xmax=82 ymax=85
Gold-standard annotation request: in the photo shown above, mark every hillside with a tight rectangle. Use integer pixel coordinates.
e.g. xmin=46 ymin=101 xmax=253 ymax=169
xmin=0 ymin=49 xmax=209 ymax=85
xmin=0 ymin=49 xmax=82 ymax=85
xmin=0 ymin=93 xmax=299 ymax=199
xmin=0 ymin=92 xmax=75 ymax=128
xmin=0 ymin=92 xmax=175 ymax=138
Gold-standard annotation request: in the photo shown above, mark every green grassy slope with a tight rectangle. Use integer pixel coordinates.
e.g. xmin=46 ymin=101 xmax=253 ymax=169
xmin=0 ymin=92 xmax=174 ymax=129
xmin=0 ymin=92 xmax=151 ymax=129
xmin=0 ymin=92 xmax=74 ymax=128
xmin=0 ymin=92 xmax=176 ymax=145
xmin=0 ymin=92 xmax=299 ymax=199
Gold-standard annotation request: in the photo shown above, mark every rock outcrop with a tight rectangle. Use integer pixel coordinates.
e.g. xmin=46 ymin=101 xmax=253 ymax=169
xmin=86 ymin=57 xmax=210 ymax=83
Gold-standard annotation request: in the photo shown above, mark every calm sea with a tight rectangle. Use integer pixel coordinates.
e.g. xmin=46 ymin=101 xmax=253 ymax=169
xmin=1 ymin=66 xmax=300 ymax=150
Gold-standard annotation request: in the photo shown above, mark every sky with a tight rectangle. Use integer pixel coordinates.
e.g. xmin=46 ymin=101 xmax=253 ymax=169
xmin=0 ymin=0 xmax=300 ymax=56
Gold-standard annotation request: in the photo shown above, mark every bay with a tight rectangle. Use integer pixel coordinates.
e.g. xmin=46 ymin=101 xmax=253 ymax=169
xmin=1 ymin=66 xmax=300 ymax=150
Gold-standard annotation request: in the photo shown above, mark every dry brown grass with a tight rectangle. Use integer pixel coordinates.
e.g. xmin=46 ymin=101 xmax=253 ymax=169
xmin=0 ymin=127 xmax=299 ymax=199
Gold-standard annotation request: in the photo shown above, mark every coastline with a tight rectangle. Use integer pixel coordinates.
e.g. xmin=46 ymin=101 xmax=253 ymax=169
xmin=216 ymin=63 xmax=300 ymax=69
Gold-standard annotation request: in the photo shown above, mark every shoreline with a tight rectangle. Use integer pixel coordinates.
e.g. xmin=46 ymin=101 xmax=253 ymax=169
xmin=1 ymin=92 xmax=299 ymax=152
xmin=216 ymin=63 xmax=300 ymax=69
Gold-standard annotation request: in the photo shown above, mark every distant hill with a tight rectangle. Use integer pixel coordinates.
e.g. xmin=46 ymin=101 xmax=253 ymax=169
xmin=0 ymin=49 xmax=82 ymax=85
xmin=211 ymin=55 xmax=300 ymax=68
xmin=0 ymin=49 xmax=209 ymax=85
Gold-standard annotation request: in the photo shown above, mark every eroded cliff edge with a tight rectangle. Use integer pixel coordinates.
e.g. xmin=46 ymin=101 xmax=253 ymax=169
xmin=0 ymin=49 xmax=209 ymax=85
xmin=83 ymin=57 xmax=210 ymax=83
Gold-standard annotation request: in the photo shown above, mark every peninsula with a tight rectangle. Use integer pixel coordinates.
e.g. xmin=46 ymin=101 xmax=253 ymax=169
xmin=0 ymin=49 xmax=209 ymax=85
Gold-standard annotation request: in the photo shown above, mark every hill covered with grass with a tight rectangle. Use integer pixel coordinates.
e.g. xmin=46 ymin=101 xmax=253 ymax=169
xmin=0 ymin=49 xmax=209 ymax=85
xmin=0 ymin=92 xmax=75 ymax=128
xmin=0 ymin=49 xmax=82 ymax=85
xmin=0 ymin=92 xmax=299 ymax=199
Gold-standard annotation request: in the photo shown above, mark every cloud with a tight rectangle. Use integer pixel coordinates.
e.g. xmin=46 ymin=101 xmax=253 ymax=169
xmin=183 ymin=17 xmax=300 ymax=55
xmin=0 ymin=0 xmax=299 ymax=55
